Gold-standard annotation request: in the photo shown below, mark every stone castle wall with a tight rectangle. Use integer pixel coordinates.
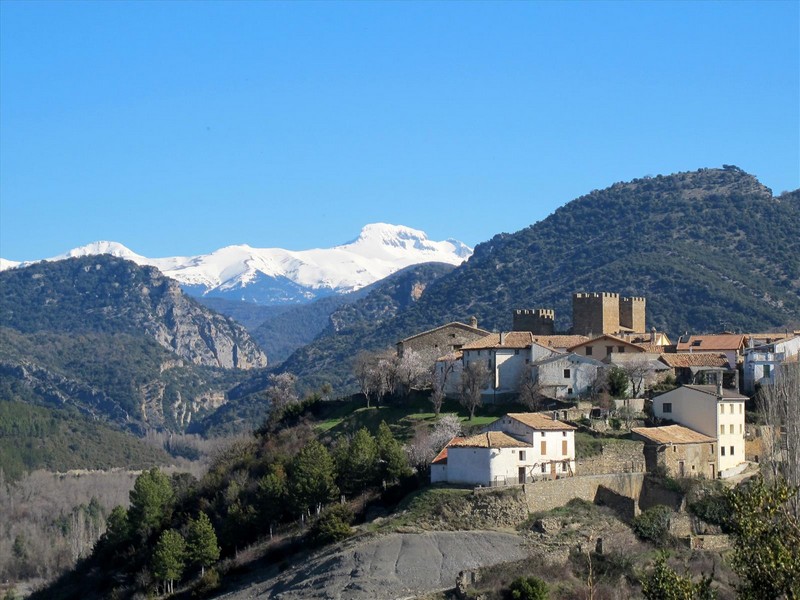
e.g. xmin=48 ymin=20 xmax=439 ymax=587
xmin=513 ymin=309 xmax=555 ymax=335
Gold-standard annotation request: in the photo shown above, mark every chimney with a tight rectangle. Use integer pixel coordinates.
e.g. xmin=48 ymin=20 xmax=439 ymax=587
xmin=469 ymin=316 xmax=478 ymax=328
xmin=716 ymin=380 xmax=723 ymax=397
xmin=499 ymin=332 xmax=506 ymax=345
xmin=650 ymin=327 xmax=656 ymax=343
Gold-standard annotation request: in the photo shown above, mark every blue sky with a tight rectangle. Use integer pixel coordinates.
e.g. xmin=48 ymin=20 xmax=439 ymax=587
xmin=1 ymin=1 xmax=798 ymax=260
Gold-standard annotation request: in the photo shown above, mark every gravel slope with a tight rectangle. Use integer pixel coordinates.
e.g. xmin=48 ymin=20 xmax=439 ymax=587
xmin=215 ymin=530 xmax=529 ymax=600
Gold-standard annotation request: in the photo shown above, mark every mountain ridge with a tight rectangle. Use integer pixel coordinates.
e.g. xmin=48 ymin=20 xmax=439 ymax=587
xmin=278 ymin=167 xmax=800 ymax=393
xmin=0 ymin=223 xmax=472 ymax=305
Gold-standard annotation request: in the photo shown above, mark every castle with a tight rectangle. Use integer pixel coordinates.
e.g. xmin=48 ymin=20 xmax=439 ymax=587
xmin=513 ymin=292 xmax=646 ymax=336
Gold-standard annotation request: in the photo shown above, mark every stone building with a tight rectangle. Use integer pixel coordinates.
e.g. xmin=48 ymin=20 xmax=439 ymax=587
xmin=632 ymin=425 xmax=717 ymax=479
xmin=513 ymin=308 xmax=555 ymax=335
xmin=396 ymin=318 xmax=489 ymax=359
xmin=572 ymin=292 xmax=646 ymax=336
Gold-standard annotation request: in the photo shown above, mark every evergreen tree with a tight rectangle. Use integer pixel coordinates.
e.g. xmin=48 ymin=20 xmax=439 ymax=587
xmin=376 ymin=421 xmax=411 ymax=483
xmin=103 ymin=505 xmax=130 ymax=546
xmin=152 ymin=528 xmax=186 ymax=595
xmin=128 ymin=468 xmax=174 ymax=536
xmin=187 ymin=512 xmax=220 ymax=577
xmin=337 ymin=427 xmax=379 ymax=495
xmin=289 ymin=440 xmax=339 ymax=514
xmin=642 ymin=554 xmax=716 ymax=600
xmin=256 ymin=463 xmax=289 ymax=528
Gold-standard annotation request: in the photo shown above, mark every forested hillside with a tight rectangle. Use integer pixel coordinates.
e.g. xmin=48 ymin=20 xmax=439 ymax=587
xmin=282 ymin=167 xmax=800 ymax=393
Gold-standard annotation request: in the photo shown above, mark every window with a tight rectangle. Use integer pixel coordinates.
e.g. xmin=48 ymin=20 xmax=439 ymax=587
xmin=739 ymin=424 xmax=743 ymax=434
xmin=739 ymin=404 xmax=742 ymax=414
xmin=563 ymin=431 xmax=567 ymax=437
xmin=721 ymin=404 xmax=725 ymax=414
xmin=721 ymin=446 xmax=726 ymax=456
xmin=519 ymin=451 xmax=526 ymax=461
xmin=764 ymin=365 xmax=771 ymax=378
xmin=606 ymin=346 xmax=613 ymax=356
xmin=729 ymin=424 xmax=734 ymax=434
xmin=567 ymin=387 xmax=573 ymax=395
xmin=729 ymin=404 xmax=733 ymax=414
xmin=663 ymin=402 xmax=672 ymax=413
xmin=477 ymin=350 xmax=481 ymax=356
xmin=540 ymin=441 xmax=547 ymax=455
xmin=586 ymin=346 xmax=593 ymax=356
xmin=720 ymin=424 xmax=725 ymax=435
xmin=730 ymin=446 xmax=734 ymax=455
xmin=562 ymin=440 xmax=568 ymax=455
xmin=541 ymin=432 xmax=546 ymax=437
xmin=563 ymin=369 xmax=571 ymax=378
xmin=541 ymin=464 xmax=547 ymax=473
xmin=619 ymin=346 xmax=625 ymax=353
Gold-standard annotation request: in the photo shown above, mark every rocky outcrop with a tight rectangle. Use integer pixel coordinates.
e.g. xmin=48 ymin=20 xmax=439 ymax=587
xmin=214 ymin=531 xmax=529 ymax=600
xmin=0 ymin=256 xmax=268 ymax=369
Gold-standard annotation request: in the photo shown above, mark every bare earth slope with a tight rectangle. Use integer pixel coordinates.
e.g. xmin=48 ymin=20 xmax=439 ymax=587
xmin=215 ymin=531 xmax=529 ymax=600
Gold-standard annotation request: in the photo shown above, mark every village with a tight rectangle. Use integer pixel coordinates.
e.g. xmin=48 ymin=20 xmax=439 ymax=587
xmin=392 ymin=292 xmax=800 ymax=490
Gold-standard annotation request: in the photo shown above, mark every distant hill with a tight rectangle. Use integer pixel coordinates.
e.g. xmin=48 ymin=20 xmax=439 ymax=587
xmin=0 ymin=255 xmax=267 ymax=369
xmin=281 ymin=167 xmax=800 ymax=393
xmin=0 ymin=256 xmax=268 ymax=432
xmin=0 ymin=401 xmax=172 ymax=481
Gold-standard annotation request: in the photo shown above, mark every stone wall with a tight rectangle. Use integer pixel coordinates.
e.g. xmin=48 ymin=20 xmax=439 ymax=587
xmin=398 ymin=323 xmax=487 ymax=358
xmin=577 ymin=439 xmax=646 ymax=476
xmin=513 ymin=309 xmax=555 ymax=335
xmin=523 ymin=472 xmax=645 ymax=515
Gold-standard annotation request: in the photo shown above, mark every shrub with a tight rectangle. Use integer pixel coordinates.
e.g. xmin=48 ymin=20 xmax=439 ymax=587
xmin=633 ymin=506 xmax=673 ymax=546
xmin=309 ymin=504 xmax=354 ymax=546
xmin=508 ymin=575 xmax=549 ymax=600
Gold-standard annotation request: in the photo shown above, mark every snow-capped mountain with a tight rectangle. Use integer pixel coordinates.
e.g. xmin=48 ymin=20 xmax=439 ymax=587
xmin=1 ymin=224 xmax=472 ymax=305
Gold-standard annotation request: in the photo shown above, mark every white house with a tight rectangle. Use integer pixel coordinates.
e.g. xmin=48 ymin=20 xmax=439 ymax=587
xmin=743 ymin=335 xmax=800 ymax=394
xmin=530 ymin=353 xmax=605 ymax=400
xmin=675 ymin=334 xmax=746 ymax=369
xmin=651 ymin=384 xmax=748 ymax=478
xmin=461 ymin=332 xmax=550 ymax=401
xmin=430 ymin=413 xmax=576 ymax=486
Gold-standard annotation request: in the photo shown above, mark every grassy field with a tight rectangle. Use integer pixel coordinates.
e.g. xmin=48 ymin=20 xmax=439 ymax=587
xmin=315 ymin=393 xmax=526 ymax=441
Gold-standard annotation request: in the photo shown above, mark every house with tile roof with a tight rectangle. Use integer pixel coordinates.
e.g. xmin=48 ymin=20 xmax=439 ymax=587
xmin=531 ymin=353 xmax=605 ymax=400
xmin=567 ymin=334 xmax=648 ymax=360
xmin=431 ymin=413 xmax=576 ymax=486
xmin=460 ymin=332 xmax=556 ymax=401
xmin=651 ymin=384 xmax=749 ymax=478
xmin=675 ymin=334 xmax=746 ymax=369
xmin=632 ymin=425 xmax=717 ymax=479
xmin=742 ymin=334 xmax=800 ymax=394
xmin=396 ymin=319 xmax=490 ymax=359
xmin=658 ymin=352 xmax=733 ymax=386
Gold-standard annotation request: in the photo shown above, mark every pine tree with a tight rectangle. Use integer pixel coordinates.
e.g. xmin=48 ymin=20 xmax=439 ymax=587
xmin=289 ymin=440 xmax=339 ymax=514
xmin=376 ymin=421 xmax=411 ymax=483
xmin=152 ymin=529 xmax=186 ymax=595
xmin=337 ymin=427 xmax=379 ymax=495
xmin=187 ymin=512 xmax=220 ymax=577
xmin=128 ymin=468 xmax=174 ymax=536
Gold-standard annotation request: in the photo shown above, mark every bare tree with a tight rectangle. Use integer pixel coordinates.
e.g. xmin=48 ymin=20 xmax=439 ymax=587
xmin=758 ymin=360 xmax=800 ymax=517
xmin=395 ymin=349 xmax=428 ymax=398
xmin=460 ymin=361 xmax=490 ymax=420
xmin=265 ymin=373 xmax=299 ymax=414
xmin=354 ymin=351 xmax=377 ymax=408
xmin=430 ymin=354 xmax=458 ymax=415
xmin=404 ymin=414 xmax=463 ymax=473
xmin=619 ymin=357 xmax=652 ymax=398
xmin=517 ymin=365 xmax=545 ymax=411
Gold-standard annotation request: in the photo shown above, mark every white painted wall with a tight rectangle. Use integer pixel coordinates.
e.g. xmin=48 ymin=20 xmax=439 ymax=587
xmin=483 ymin=419 xmax=576 ymax=476
xmin=430 ymin=463 xmax=448 ymax=483
xmin=533 ymin=355 xmax=601 ymax=399
xmin=743 ymin=336 xmax=800 ymax=394
xmin=653 ymin=387 xmax=745 ymax=476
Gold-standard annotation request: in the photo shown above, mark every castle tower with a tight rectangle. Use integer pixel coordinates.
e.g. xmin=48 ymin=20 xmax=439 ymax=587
xmin=572 ymin=292 xmax=620 ymax=336
xmin=620 ymin=296 xmax=646 ymax=332
xmin=513 ymin=308 xmax=555 ymax=335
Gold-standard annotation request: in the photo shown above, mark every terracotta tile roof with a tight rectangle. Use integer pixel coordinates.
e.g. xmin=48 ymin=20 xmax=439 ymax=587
xmin=636 ymin=343 xmax=667 ymax=353
xmin=506 ymin=412 xmax=576 ymax=431
xmin=567 ymin=334 xmax=647 ymax=352
xmin=461 ymin=331 xmax=534 ymax=350
xmin=676 ymin=334 xmax=745 ymax=352
xmin=683 ymin=384 xmax=749 ymax=400
xmin=397 ymin=322 xmax=491 ymax=345
xmin=632 ymin=425 xmax=716 ymax=445
xmin=435 ymin=351 xmax=463 ymax=362
xmin=431 ymin=437 xmax=464 ymax=464
xmin=531 ymin=335 xmax=589 ymax=349
xmin=659 ymin=353 xmax=730 ymax=368
xmin=447 ymin=431 xmax=530 ymax=448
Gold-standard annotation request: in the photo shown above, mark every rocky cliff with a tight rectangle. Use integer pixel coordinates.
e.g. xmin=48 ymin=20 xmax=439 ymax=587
xmin=0 ymin=255 xmax=267 ymax=369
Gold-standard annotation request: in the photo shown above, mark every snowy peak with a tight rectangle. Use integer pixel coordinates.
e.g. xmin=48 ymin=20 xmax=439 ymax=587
xmin=1 ymin=224 xmax=472 ymax=305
